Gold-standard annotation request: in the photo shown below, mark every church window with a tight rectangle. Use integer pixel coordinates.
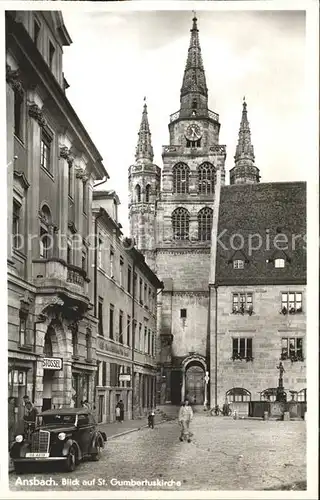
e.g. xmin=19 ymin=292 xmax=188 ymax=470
xmin=180 ymin=309 xmax=187 ymax=319
xmin=198 ymin=163 xmax=215 ymax=194
xmin=135 ymin=184 xmax=141 ymax=203
xmin=145 ymin=184 xmax=151 ymax=202
xmin=233 ymin=259 xmax=244 ymax=269
xmin=275 ymin=258 xmax=285 ymax=268
xmin=198 ymin=207 xmax=213 ymax=241
xmin=172 ymin=207 xmax=190 ymax=240
xmin=173 ymin=163 xmax=189 ymax=194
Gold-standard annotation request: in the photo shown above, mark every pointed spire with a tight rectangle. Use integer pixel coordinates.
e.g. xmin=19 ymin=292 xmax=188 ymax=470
xmin=235 ymin=97 xmax=255 ymax=162
xmin=180 ymin=14 xmax=208 ymax=100
xmin=135 ymin=98 xmax=154 ymax=163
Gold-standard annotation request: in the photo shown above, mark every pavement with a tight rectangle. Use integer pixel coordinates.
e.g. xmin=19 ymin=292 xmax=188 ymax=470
xmin=8 ymin=413 xmax=306 ymax=492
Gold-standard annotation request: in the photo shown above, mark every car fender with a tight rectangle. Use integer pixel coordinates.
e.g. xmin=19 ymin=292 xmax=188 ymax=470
xmin=62 ymin=439 xmax=82 ymax=461
xmin=89 ymin=431 xmax=104 ymax=453
xmin=10 ymin=441 xmax=30 ymax=459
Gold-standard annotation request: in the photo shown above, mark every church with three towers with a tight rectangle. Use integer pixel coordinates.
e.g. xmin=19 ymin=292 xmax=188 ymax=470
xmin=129 ymin=16 xmax=306 ymax=413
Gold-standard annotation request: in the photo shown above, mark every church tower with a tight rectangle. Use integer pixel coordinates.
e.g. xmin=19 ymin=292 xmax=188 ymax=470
xmin=154 ymin=15 xmax=227 ymax=406
xmin=128 ymin=98 xmax=160 ymax=268
xmin=230 ymin=98 xmax=260 ymax=184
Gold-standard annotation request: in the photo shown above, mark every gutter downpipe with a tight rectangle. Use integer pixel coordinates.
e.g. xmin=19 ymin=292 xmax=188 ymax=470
xmin=131 ymin=260 xmax=135 ymax=420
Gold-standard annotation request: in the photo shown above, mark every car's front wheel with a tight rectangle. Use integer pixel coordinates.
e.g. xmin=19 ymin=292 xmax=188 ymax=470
xmin=91 ymin=440 xmax=103 ymax=461
xmin=65 ymin=445 xmax=77 ymax=472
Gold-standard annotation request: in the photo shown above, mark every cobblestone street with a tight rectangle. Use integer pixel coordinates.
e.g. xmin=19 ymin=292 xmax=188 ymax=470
xmin=9 ymin=414 xmax=306 ymax=492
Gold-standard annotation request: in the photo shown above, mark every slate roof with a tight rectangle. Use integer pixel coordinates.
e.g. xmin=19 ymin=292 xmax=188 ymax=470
xmin=215 ymin=182 xmax=306 ymax=286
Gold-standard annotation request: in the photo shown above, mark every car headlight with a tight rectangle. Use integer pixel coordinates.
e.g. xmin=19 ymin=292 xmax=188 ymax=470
xmin=15 ymin=435 xmax=23 ymax=443
xmin=58 ymin=432 xmax=66 ymax=441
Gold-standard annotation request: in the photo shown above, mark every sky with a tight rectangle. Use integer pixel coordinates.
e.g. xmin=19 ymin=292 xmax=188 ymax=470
xmin=62 ymin=9 xmax=306 ymax=236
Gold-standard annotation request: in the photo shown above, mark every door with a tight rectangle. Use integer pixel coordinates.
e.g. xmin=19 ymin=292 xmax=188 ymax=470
xmin=76 ymin=414 xmax=94 ymax=455
xmin=185 ymin=365 xmax=204 ymax=405
xmin=98 ymin=395 xmax=104 ymax=423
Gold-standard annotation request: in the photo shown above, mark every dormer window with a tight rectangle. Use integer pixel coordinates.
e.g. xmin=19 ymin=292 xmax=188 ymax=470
xmin=275 ymin=258 xmax=285 ymax=268
xmin=233 ymin=259 xmax=244 ymax=269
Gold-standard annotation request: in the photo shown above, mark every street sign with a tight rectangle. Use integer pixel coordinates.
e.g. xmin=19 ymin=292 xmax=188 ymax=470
xmin=119 ymin=374 xmax=131 ymax=382
xmin=43 ymin=357 xmax=63 ymax=370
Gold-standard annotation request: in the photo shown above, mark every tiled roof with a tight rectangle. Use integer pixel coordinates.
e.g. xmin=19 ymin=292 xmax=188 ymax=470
xmin=215 ymin=182 xmax=306 ymax=285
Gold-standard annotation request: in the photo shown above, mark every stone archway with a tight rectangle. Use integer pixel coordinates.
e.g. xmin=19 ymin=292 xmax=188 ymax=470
xmin=181 ymin=354 xmax=207 ymax=405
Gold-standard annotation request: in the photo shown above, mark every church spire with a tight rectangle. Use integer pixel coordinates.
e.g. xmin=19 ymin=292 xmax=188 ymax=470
xmin=179 ymin=14 xmax=208 ymax=117
xmin=230 ymin=98 xmax=260 ymax=185
xmin=135 ymin=97 xmax=154 ymax=164
xmin=234 ymin=97 xmax=255 ymax=163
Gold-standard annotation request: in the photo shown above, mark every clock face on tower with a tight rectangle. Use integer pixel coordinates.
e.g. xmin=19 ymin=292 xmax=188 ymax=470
xmin=184 ymin=123 xmax=202 ymax=141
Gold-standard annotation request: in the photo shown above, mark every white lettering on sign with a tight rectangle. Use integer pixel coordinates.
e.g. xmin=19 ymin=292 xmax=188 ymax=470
xmin=43 ymin=357 xmax=63 ymax=370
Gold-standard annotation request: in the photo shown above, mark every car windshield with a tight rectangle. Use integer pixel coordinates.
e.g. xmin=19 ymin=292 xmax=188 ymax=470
xmin=37 ymin=414 xmax=76 ymax=426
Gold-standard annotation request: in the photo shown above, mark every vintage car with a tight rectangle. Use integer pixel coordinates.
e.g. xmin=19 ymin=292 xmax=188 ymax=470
xmin=10 ymin=408 xmax=107 ymax=473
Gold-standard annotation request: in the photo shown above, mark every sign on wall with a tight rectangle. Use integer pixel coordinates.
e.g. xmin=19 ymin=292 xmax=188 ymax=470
xmin=43 ymin=357 xmax=63 ymax=371
xmin=119 ymin=374 xmax=131 ymax=382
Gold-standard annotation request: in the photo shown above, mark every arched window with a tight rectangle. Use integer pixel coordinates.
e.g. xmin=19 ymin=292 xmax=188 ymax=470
xmin=226 ymin=387 xmax=251 ymax=403
xmin=145 ymin=184 xmax=151 ymax=203
xmin=173 ymin=163 xmax=190 ymax=194
xmin=198 ymin=207 xmax=213 ymax=241
xmin=198 ymin=162 xmax=215 ymax=195
xmin=135 ymin=184 xmax=141 ymax=203
xmin=172 ymin=207 xmax=190 ymax=240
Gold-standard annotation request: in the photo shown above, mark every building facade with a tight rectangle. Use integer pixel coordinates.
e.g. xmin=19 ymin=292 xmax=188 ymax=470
xmin=129 ymin=15 xmax=307 ymax=409
xmin=6 ymin=11 xmax=108 ymax=422
xmin=92 ymin=190 xmax=161 ymax=422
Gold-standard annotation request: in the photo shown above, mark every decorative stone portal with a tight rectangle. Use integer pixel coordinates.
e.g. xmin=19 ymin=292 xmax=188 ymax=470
xmin=181 ymin=355 xmax=207 ymax=405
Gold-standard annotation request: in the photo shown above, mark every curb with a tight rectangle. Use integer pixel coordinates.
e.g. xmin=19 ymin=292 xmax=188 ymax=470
xmin=107 ymin=418 xmax=173 ymax=440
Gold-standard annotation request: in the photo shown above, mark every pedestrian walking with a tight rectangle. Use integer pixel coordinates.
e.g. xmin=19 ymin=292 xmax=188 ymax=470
xmin=8 ymin=397 xmax=15 ymax=450
xmin=118 ymin=399 xmax=124 ymax=422
xmin=178 ymin=399 xmax=193 ymax=443
xmin=115 ymin=403 xmax=121 ymax=422
xmin=148 ymin=408 xmax=155 ymax=429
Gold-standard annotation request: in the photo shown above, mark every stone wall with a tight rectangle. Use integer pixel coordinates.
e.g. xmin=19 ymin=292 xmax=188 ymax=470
xmin=210 ymin=284 xmax=307 ymax=407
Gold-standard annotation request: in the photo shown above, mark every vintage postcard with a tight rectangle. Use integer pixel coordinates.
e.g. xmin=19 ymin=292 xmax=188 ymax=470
xmin=0 ymin=0 xmax=318 ymax=499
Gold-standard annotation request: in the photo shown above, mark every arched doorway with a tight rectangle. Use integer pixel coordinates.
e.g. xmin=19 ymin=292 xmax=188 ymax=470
xmin=185 ymin=365 xmax=205 ymax=405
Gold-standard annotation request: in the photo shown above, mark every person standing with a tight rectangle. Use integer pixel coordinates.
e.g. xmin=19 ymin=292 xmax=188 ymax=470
xmin=118 ymin=399 xmax=124 ymax=423
xmin=8 ymin=397 xmax=15 ymax=450
xmin=148 ymin=408 xmax=155 ymax=429
xmin=115 ymin=402 xmax=121 ymax=422
xmin=178 ymin=399 xmax=193 ymax=443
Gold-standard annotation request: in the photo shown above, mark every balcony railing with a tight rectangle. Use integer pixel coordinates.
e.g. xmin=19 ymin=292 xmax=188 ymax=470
xmin=32 ymin=258 xmax=88 ymax=296
xmin=169 ymin=109 xmax=220 ymax=123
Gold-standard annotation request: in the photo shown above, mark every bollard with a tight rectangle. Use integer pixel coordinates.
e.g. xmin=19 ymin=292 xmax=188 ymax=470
xmin=283 ymin=411 xmax=290 ymax=421
xmin=263 ymin=411 xmax=269 ymax=421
